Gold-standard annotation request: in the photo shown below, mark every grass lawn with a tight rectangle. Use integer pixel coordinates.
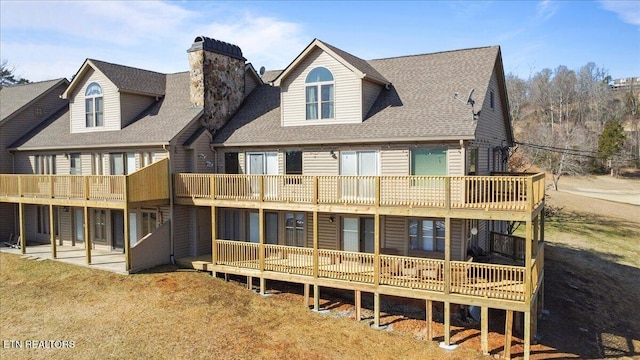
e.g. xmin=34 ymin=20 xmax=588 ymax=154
xmin=0 ymin=253 xmax=483 ymax=360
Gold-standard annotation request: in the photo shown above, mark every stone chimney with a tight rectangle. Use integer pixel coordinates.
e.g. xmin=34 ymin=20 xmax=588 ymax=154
xmin=188 ymin=36 xmax=245 ymax=132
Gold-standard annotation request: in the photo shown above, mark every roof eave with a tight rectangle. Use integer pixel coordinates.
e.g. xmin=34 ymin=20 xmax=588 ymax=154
xmin=212 ymin=135 xmax=475 ymax=147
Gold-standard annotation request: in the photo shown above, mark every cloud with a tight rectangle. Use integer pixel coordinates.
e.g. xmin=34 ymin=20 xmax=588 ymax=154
xmin=195 ymin=13 xmax=308 ymax=71
xmin=536 ymin=0 xmax=558 ymax=21
xmin=599 ymin=0 xmax=640 ymax=26
xmin=0 ymin=1 xmax=306 ymax=81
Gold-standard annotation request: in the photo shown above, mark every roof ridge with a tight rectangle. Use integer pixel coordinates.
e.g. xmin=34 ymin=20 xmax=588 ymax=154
xmin=1 ymin=78 xmax=65 ymax=89
xmin=368 ymin=45 xmax=498 ymax=62
xmin=87 ymin=58 xmax=167 ymax=76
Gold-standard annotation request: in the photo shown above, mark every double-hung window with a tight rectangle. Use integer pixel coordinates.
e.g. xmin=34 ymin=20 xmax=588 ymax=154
xmin=305 ymin=67 xmax=334 ymax=120
xmin=408 ymin=219 xmax=445 ymax=252
xmin=85 ymin=82 xmax=104 ymax=128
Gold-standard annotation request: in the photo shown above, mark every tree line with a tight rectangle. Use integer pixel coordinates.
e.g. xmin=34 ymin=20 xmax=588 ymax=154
xmin=506 ymin=63 xmax=638 ymax=189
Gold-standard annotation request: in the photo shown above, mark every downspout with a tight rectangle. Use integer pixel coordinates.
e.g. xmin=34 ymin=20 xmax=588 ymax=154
xmin=163 ymin=143 xmax=176 ymax=265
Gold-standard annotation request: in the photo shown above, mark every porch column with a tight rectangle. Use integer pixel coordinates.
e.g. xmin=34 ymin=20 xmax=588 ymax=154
xmin=504 ymin=310 xmax=513 ymax=359
xmin=18 ymin=202 xmax=25 ymax=254
xmin=525 ymin=221 xmax=532 ymax=304
xmin=443 ymin=217 xmax=451 ymax=345
xmin=259 ymin=208 xmax=265 ymax=295
xmin=313 ymin=211 xmax=320 ymax=311
xmin=124 ymin=204 xmax=131 ymax=272
xmin=425 ymin=300 xmax=433 ymax=341
xmin=49 ymin=204 xmax=56 ymax=258
xmin=481 ymin=306 xmax=489 ymax=355
xmin=84 ymin=206 xmax=91 ymax=264
xmin=373 ymin=213 xmax=381 ymax=328
xmin=211 ymin=205 xmax=217 ymax=277
xmin=524 ymin=310 xmax=532 ymax=360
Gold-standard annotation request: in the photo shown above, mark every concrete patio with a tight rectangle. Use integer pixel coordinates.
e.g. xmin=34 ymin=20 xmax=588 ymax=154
xmin=1 ymin=244 xmax=127 ymax=274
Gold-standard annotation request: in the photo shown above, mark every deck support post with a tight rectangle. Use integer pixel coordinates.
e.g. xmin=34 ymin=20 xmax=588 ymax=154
xmin=444 ymin=301 xmax=451 ymax=346
xmin=18 ymin=202 xmax=25 ymax=254
xmin=304 ymin=283 xmax=310 ymax=308
xmin=313 ymin=284 xmax=320 ymax=311
xmin=49 ymin=205 xmax=56 ymax=258
xmin=425 ymin=300 xmax=433 ymax=341
xmin=524 ymin=311 xmax=531 ymax=360
xmin=481 ymin=306 xmax=489 ymax=355
xmin=504 ymin=310 xmax=513 ymax=359
xmin=373 ymin=292 xmax=381 ymax=328
xmin=355 ymin=290 xmax=361 ymax=321
xmin=123 ymin=182 xmax=131 ymax=273
xmin=211 ymin=205 xmax=217 ymax=274
xmin=84 ymin=206 xmax=91 ymax=264
xmin=247 ymin=276 xmax=253 ymax=290
xmin=260 ymin=277 xmax=266 ymax=295
xmin=258 ymin=208 xmax=265 ymax=295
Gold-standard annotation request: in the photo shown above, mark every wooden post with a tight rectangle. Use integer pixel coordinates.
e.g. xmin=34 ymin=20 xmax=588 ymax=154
xmin=374 ymin=292 xmax=381 ymax=328
xmin=445 ymin=177 xmax=451 ymax=210
xmin=524 ymin=311 xmax=531 ymax=360
xmin=259 ymin=208 xmax=265 ymax=295
xmin=247 ymin=276 xmax=253 ymax=290
xmin=444 ymin=218 xmax=451 ymax=294
xmin=425 ymin=300 xmax=433 ymax=341
xmin=18 ymin=202 xmax=25 ymax=254
xmin=50 ymin=205 xmax=56 ymax=258
xmin=211 ymin=205 xmax=217 ymax=276
xmin=504 ymin=310 xmax=513 ymax=359
xmin=259 ymin=175 xmax=264 ymax=202
xmin=481 ymin=306 xmax=489 ymax=355
xmin=444 ymin=301 xmax=451 ymax=346
xmin=313 ymin=284 xmax=320 ymax=311
xmin=260 ymin=278 xmax=266 ymax=295
xmin=123 ymin=177 xmax=131 ymax=272
xmin=313 ymin=211 xmax=318 ymax=279
xmin=374 ymin=213 xmax=380 ymax=286
xmin=355 ymin=290 xmax=362 ymax=321
xmin=84 ymin=206 xmax=91 ymax=264
xmin=303 ymin=283 xmax=310 ymax=308
xmin=313 ymin=176 xmax=319 ymax=205
xmin=525 ymin=221 xmax=532 ymax=304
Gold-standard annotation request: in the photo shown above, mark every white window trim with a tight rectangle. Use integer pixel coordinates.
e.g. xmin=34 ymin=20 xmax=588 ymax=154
xmin=305 ymin=67 xmax=335 ymax=120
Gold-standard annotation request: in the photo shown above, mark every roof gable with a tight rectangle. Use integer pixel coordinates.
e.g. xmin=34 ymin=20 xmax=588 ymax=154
xmin=214 ymin=45 xmax=505 ymax=146
xmin=62 ymin=59 xmax=166 ymax=99
xmin=273 ymin=39 xmax=390 ymax=87
xmin=0 ymin=78 xmax=69 ymax=124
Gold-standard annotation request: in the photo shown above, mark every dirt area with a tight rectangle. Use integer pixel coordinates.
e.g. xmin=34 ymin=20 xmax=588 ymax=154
xmin=255 ymin=174 xmax=640 ymax=359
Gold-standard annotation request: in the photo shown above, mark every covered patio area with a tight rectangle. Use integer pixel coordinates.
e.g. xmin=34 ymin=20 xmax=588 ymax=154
xmin=1 ymin=244 xmax=127 ymax=274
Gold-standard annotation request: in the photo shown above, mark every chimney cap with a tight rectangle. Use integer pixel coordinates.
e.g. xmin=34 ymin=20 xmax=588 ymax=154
xmin=188 ymin=36 xmax=245 ymax=61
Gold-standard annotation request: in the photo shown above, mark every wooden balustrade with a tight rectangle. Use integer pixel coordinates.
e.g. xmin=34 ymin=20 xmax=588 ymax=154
xmin=449 ymin=261 xmax=525 ymax=301
xmin=490 ymin=232 xmax=525 ymax=261
xmin=531 ymin=242 xmax=545 ymax=294
xmin=173 ymin=173 xmax=544 ymax=213
xmin=380 ymin=255 xmax=445 ymax=291
xmin=216 ymin=240 xmax=260 ymax=269
xmin=0 ymin=175 xmax=20 ymax=196
xmin=52 ymin=176 xmax=84 ymax=199
xmin=128 ymin=158 xmax=169 ymax=203
xmin=263 ymin=244 xmax=314 ymax=276
xmin=317 ymin=249 xmax=375 ymax=283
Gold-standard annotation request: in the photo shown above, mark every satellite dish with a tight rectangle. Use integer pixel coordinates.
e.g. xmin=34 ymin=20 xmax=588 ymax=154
xmin=259 ymin=66 xmax=266 ymax=76
xmin=466 ymin=88 xmax=475 ymax=106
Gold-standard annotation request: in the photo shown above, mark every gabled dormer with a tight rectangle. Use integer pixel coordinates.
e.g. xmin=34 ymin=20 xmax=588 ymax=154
xmin=273 ymin=39 xmax=390 ymax=127
xmin=62 ymin=59 xmax=165 ymax=134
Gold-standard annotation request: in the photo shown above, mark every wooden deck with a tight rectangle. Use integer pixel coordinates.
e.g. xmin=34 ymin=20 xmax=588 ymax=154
xmin=178 ymin=240 xmax=542 ymax=308
xmin=173 ymin=173 xmax=545 ymax=221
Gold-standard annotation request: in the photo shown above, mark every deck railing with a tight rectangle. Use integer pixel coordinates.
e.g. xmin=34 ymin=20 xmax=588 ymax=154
xmin=211 ymin=240 xmax=528 ymax=302
xmin=174 ymin=173 xmax=545 ymax=212
xmin=490 ymin=232 xmax=525 ymax=261
xmin=449 ymin=261 xmax=526 ymax=301
xmin=0 ymin=159 xmax=170 ymax=204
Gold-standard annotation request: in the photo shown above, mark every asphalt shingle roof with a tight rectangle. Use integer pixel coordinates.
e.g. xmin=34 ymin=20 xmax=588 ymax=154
xmin=213 ymin=46 xmax=500 ymax=146
xmin=88 ymin=59 xmax=166 ymax=96
xmin=320 ymin=40 xmax=389 ymax=85
xmin=12 ymin=72 xmax=201 ymax=150
xmin=0 ymin=79 xmax=66 ymax=123
xmin=260 ymin=70 xmax=282 ymax=84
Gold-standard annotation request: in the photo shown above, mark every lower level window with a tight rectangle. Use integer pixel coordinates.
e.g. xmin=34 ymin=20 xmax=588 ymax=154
xmin=93 ymin=209 xmax=107 ymax=242
xmin=285 ymin=212 xmax=305 ymax=247
xmin=409 ymin=219 xmax=445 ymax=252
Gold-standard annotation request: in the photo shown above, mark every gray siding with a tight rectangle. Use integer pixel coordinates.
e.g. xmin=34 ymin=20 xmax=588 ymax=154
xmin=380 ymin=148 xmax=408 ymax=175
xmin=281 ymin=47 xmax=362 ymax=126
xmin=69 ymin=68 xmax=121 ymax=133
xmin=362 ymin=80 xmax=382 ymax=118
xmin=316 ymin=213 xmax=338 ymax=250
xmin=173 ymin=205 xmax=191 ymax=258
xmin=302 ymin=150 xmax=339 ymax=175
xmin=120 ymin=92 xmax=157 ymax=128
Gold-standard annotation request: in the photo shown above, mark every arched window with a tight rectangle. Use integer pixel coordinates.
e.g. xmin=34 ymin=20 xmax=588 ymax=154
xmin=85 ymin=82 xmax=104 ymax=127
xmin=305 ymin=67 xmax=334 ymax=120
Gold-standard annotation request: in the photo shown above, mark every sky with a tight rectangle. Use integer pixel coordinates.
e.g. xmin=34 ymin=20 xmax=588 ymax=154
xmin=1 ymin=0 xmax=639 ymax=83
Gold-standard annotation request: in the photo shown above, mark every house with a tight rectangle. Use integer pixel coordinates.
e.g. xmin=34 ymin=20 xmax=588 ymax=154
xmin=0 ymin=36 xmax=544 ymax=359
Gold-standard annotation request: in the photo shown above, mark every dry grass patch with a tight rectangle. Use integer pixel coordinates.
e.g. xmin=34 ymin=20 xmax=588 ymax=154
xmin=0 ymin=253 xmax=483 ymax=360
